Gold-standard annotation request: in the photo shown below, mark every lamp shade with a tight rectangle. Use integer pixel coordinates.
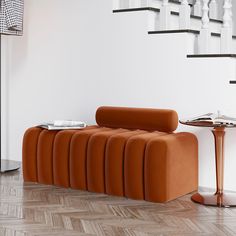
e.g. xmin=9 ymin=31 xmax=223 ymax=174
xmin=0 ymin=0 xmax=24 ymax=35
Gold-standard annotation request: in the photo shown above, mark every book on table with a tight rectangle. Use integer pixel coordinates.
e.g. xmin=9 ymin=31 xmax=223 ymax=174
xmin=185 ymin=112 xmax=236 ymax=126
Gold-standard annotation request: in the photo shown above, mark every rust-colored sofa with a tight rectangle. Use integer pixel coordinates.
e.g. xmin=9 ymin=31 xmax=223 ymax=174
xmin=22 ymin=106 xmax=198 ymax=203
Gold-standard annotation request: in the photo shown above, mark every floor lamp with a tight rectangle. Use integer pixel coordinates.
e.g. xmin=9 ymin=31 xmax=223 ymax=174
xmin=0 ymin=0 xmax=23 ymax=172
xmin=0 ymin=35 xmax=20 ymax=172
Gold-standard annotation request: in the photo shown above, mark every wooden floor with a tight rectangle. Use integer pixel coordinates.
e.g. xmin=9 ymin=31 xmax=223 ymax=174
xmin=1 ymin=170 xmax=236 ymax=236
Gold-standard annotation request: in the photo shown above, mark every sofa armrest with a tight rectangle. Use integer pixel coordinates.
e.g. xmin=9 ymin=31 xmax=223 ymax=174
xmin=144 ymin=132 xmax=198 ymax=202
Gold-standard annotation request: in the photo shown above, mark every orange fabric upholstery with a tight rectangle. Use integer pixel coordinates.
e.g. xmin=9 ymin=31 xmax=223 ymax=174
xmin=144 ymin=133 xmax=198 ymax=202
xmin=105 ymin=130 xmax=146 ymax=197
xmin=22 ymin=127 xmax=43 ymax=182
xmin=22 ymin=106 xmax=198 ymax=203
xmin=53 ymin=126 xmax=98 ymax=188
xmin=87 ymin=129 xmax=128 ymax=193
xmin=124 ymin=132 xmax=166 ymax=200
xmin=37 ymin=130 xmax=59 ymax=185
xmin=70 ymin=127 xmax=110 ymax=190
xmin=53 ymin=130 xmax=78 ymax=187
xmin=96 ymin=106 xmax=178 ymax=132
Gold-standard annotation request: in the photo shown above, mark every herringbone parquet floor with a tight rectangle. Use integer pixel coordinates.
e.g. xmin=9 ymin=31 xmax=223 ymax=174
xmin=1 ymin=169 xmax=236 ymax=236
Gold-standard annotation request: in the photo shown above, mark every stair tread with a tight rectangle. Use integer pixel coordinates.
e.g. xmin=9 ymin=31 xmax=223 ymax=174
xmin=148 ymin=29 xmax=199 ymax=34
xmin=169 ymin=0 xmax=193 ymax=6
xmin=113 ymin=7 xmax=160 ymax=13
xmin=148 ymin=29 xmax=236 ymax=39
xmin=171 ymin=11 xmax=222 ymax=24
xmin=187 ymin=54 xmax=236 ymax=58
xmin=113 ymin=7 xmax=222 ymax=24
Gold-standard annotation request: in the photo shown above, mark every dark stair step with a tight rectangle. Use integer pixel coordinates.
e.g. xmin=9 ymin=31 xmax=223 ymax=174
xmin=113 ymin=7 xmax=222 ymax=24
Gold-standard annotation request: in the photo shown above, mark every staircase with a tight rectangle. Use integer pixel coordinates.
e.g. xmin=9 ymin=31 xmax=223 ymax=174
xmin=113 ymin=0 xmax=236 ymax=83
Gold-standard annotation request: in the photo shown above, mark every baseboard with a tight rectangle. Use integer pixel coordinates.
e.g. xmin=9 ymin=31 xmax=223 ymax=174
xmin=199 ymin=186 xmax=236 ymax=193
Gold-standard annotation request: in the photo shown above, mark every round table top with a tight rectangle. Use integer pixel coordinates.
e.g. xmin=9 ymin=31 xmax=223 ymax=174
xmin=179 ymin=120 xmax=236 ymax=128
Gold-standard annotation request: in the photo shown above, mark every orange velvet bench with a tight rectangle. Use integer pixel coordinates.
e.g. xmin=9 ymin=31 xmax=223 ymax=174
xmin=22 ymin=106 xmax=198 ymax=203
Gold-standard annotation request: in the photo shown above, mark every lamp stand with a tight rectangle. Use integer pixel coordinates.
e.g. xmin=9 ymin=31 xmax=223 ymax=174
xmin=0 ymin=35 xmax=20 ymax=173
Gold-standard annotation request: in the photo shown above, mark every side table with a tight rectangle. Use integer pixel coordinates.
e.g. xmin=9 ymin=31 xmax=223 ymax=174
xmin=180 ymin=120 xmax=236 ymax=207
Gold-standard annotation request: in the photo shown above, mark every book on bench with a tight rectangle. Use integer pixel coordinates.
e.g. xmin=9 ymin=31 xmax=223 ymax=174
xmin=39 ymin=120 xmax=86 ymax=130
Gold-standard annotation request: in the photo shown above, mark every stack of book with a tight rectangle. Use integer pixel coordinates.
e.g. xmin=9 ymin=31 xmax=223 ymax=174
xmin=185 ymin=112 xmax=236 ymax=126
xmin=39 ymin=120 xmax=86 ymax=130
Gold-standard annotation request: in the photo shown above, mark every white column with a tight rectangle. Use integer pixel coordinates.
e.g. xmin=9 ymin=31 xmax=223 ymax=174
xmin=221 ymin=0 xmax=232 ymax=53
xmin=179 ymin=0 xmax=191 ymax=29
xmin=194 ymin=0 xmax=202 ymax=17
xmin=209 ymin=0 xmax=218 ymax=19
xmin=198 ymin=0 xmax=210 ymax=53
xmin=160 ymin=0 xmax=170 ymax=30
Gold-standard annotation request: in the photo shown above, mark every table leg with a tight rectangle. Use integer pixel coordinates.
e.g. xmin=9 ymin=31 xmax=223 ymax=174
xmin=191 ymin=127 xmax=236 ymax=207
xmin=213 ymin=127 xmax=225 ymax=195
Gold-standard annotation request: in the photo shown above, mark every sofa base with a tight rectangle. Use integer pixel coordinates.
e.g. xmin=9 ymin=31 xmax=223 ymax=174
xmin=23 ymin=125 xmax=198 ymax=203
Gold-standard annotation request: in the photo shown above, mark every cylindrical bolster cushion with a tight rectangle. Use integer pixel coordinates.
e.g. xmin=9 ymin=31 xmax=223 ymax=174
xmin=96 ymin=106 xmax=178 ymax=132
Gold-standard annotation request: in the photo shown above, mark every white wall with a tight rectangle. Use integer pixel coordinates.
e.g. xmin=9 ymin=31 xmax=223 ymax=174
xmin=233 ymin=1 xmax=236 ymax=34
xmin=3 ymin=0 xmax=236 ymax=191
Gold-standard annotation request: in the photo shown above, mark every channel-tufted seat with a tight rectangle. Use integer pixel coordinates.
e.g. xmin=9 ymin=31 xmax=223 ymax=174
xmin=22 ymin=106 xmax=198 ymax=203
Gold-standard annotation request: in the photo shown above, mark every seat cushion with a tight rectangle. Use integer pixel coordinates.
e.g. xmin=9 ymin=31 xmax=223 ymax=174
xmin=37 ymin=130 xmax=59 ymax=185
xmin=124 ymin=132 xmax=166 ymax=200
xmin=22 ymin=127 xmax=43 ymax=182
xmin=144 ymin=133 xmax=198 ymax=202
xmin=53 ymin=126 xmax=98 ymax=187
xmin=105 ymin=130 xmax=147 ymax=197
xmin=87 ymin=128 xmax=129 ymax=193
xmin=70 ymin=127 xmax=111 ymax=190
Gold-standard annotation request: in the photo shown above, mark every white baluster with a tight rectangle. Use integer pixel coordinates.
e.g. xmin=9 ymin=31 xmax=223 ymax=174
xmin=120 ymin=0 xmax=129 ymax=8
xmin=148 ymin=11 xmax=158 ymax=31
xmin=179 ymin=0 xmax=191 ymax=29
xmin=129 ymin=0 xmax=135 ymax=8
xmin=140 ymin=0 xmax=148 ymax=7
xmin=130 ymin=0 xmax=139 ymax=8
xmin=198 ymin=0 xmax=210 ymax=53
xmin=201 ymin=0 xmax=210 ymax=29
xmin=209 ymin=0 xmax=218 ymax=19
xmin=194 ymin=0 xmax=202 ymax=17
xmin=221 ymin=0 xmax=232 ymax=53
xmin=113 ymin=0 xmax=120 ymax=10
xmin=160 ymin=0 xmax=170 ymax=30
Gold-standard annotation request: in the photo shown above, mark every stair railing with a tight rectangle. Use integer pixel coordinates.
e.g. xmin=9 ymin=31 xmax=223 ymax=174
xmin=199 ymin=0 xmax=210 ymax=53
xmin=113 ymin=0 xmax=120 ymax=10
xmin=130 ymin=0 xmax=141 ymax=8
xmin=140 ymin=0 xmax=148 ymax=7
xmin=160 ymin=0 xmax=171 ymax=30
xmin=113 ymin=0 xmax=127 ymax=9
xmin=194 ymin=0 xmax=202 ymax=17
xmin=221 ymin=0 xmax=233 ymax=53
xmin=179 ymin=0 xmax=191 ymax=28
xmin=209 ymin=0 xmax=218 ymax=19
